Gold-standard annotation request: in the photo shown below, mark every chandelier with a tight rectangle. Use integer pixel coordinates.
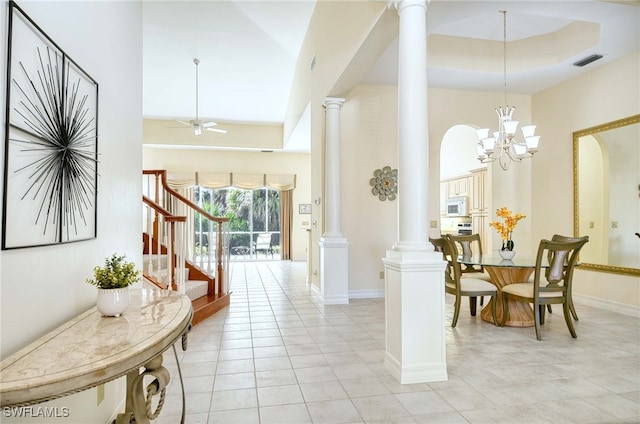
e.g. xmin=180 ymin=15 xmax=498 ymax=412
xmin=476 ymin=10 xmax=540 ymax=171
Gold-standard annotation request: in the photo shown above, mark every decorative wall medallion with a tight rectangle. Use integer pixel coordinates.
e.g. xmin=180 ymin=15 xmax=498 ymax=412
xmin=2 ymin=1 xmax=98 ymax=249
xmin=370 ymin=166 xmax=398 ymax=201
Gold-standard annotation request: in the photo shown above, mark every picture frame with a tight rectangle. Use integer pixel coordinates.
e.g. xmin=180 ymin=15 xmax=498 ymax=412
xmin=299 ymin=203 xmax=311 ymax=214
xmin=2 ymin=1 xmax=99 ymax=250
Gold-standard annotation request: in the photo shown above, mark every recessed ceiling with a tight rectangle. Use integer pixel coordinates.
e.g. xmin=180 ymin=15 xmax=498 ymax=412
xmin=143 ymin=0 xmax=640 ymax=128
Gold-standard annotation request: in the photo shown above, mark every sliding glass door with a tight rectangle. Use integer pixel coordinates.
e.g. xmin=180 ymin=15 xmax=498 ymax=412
xmin=195 ymin=186 xmax=281 ymax=261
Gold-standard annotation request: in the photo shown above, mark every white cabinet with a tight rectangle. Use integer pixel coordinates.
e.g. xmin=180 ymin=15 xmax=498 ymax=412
xmin=440 ymin=182 xmax=448 ymax=216
xmin=441 ymin=175 xmax=471 ymax=217
xmin=469 ymin=168 xmax=490 ymax=252
xmin=470 ymin=168 xmax=487 ymax=213
xmin=447 ymin=176 xmax=470 ymax=198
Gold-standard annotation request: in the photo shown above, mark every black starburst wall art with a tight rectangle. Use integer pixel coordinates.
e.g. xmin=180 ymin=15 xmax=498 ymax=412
xmin=3 ymin=1 xmax=98 ymax=249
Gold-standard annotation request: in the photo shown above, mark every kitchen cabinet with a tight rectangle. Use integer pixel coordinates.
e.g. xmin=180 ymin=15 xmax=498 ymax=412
xmin=469 ymin=168 xmax=491 ymax=253
xmin=447 ymin=176 xmax=470 ymax=198
xmin=470 ymin=168 xmax=487 ymax=213
xmin=440 ymin=182 xmax=448 ymax=216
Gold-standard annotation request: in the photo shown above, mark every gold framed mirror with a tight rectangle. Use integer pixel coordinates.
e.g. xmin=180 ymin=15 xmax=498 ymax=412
xmin=573 ymin=114 xmax=640 ymax=276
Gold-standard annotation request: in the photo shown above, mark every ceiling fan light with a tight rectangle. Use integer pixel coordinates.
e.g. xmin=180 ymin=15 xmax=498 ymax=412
xmin=195 ymin=126 xmax=202 ymax=136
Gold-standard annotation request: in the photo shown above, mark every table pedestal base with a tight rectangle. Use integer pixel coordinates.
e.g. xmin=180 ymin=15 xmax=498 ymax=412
xmin=481 ymin=266 xmax=535 ymax=327
xmin=115 ymin=356 xmax=170 ymax=424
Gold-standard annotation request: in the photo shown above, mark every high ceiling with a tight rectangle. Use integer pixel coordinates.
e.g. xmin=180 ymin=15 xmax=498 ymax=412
xmin=143 ymin=1 xmax=640 ymax=131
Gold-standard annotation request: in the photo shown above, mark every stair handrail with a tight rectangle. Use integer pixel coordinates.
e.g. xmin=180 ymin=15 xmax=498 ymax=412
xmin=143 ymin=170 xmax=230 ymax=295
xmin=142 ymin=195 xmax=187 ymax=291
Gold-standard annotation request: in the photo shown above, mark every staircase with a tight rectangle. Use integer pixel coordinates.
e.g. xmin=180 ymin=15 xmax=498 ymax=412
xmin=142 ymin=170 xmax=231 ymax=325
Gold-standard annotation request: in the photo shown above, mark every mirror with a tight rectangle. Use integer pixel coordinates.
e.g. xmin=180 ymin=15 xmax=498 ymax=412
xmin=573 ymin=114 xmax=640 ymax=276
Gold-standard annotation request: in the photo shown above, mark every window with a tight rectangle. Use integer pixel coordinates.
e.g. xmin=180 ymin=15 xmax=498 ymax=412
xmin=194 ymin=186 xmax=280 ymax=260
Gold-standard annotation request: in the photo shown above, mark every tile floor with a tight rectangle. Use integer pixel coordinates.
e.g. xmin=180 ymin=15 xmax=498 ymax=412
xmin=155 ymin=261 xmax=640 ymax=424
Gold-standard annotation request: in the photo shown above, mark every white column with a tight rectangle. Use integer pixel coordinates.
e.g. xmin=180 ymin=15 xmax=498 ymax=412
xmin=382 ymin=0 xmax=448 ymax=384
xmin=322 ymin=98 xmax=345 ymax=238
xmin=319 ymin=97 xmax=349 ymax=305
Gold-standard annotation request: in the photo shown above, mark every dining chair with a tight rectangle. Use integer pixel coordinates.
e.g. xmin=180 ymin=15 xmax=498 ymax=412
xmin=500 ymin=236 xmax=589 ymax=340
xmin=448 ymin=233 xmax=493 ymax=306
xmin=550 ymin=234 xmax=588 ymax=321
xmin=529 ymin=234 xmax=589 ymax=320
xmin=441 ymin=235 xmax=497 ymax=327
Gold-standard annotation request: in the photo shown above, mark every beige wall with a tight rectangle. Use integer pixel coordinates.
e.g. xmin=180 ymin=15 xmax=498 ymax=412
xmin=532 ymin=52 xmax=640 ymax=310
xmin=287 ymin=1 xmax=391 ymax=288
xmin=341 ymin=84 xmax=398 ymax=295
xmin=332 ymin=53 xmax=639 ymax=310
xmin=143 ymin=147 xmax=311 ymax=261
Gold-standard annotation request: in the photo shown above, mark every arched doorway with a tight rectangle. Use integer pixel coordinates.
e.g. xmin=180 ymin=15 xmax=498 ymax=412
xmin=439 ymin=124 xmax=491 ymax=252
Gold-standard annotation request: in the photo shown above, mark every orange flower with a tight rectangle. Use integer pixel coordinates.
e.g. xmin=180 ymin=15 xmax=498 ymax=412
xmin=489 ymin=207 xmax=525 ymax=241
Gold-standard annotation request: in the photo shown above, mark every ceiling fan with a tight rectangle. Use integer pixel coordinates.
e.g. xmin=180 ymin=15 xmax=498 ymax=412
xmin=177 ymin=58 xmax=227 ymax=136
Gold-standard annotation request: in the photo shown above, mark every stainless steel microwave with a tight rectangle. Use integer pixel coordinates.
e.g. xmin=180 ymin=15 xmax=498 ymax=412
xmin=447 ymin=196 xmax=468 ymax=217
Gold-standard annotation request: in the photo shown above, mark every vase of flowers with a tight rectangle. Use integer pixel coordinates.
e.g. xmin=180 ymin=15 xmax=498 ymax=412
xmin=87 ymin=253 xmax=140 ymax=317
xmin=489 ymin=207 xmax=526 ymax=260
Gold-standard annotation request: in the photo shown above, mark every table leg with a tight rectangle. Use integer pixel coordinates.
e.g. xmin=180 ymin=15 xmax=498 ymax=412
xmin=481 ymin=266 xmax=535 ymax=327
xmin=114 ymin=356 xmax=170 ymax=424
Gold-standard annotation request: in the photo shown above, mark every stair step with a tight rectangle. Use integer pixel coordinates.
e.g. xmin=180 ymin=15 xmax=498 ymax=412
xmin=185 ymin=279 xmax=209 ymax=301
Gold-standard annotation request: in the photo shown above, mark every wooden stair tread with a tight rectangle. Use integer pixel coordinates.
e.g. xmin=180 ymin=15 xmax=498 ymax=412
xmin=191 ymin=292 xmax=231 ymax=325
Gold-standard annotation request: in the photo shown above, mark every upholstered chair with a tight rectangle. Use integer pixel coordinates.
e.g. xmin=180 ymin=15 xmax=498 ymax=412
xmin=501 ymin=236 xmax=589 ymax=340
xmin=438 ymin=235 xmax=497 ymax=328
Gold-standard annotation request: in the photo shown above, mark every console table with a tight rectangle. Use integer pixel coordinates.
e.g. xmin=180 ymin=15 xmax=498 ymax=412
xmin=0 ymin=289 xmax=193 ymax=423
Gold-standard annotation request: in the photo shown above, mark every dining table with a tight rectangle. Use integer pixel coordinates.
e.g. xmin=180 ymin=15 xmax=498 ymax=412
xmin=459 ymin=254 xmax=549 ymax=327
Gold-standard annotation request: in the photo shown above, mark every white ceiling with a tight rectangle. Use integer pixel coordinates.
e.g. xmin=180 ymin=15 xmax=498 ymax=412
xmin=143 ymin=1 xmax=640 ymax=135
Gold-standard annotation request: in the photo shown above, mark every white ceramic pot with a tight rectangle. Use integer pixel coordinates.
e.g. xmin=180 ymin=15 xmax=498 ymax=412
xmin=96 ymin=287 xmax=130 ymax=317
xmin=499 ymin=250 xmax=516 ymax=260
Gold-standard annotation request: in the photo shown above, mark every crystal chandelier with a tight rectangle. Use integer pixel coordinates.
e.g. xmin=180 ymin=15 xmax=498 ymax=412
xmin=476 ymin=11 xmax=540 ymax=171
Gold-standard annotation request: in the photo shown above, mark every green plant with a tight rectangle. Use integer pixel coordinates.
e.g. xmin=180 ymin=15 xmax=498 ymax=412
xmin=86 ymin=253 xmax=140 ymax=289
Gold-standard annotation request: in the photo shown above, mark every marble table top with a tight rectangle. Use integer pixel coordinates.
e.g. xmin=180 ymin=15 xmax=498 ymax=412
xmin=0 ymin=289 xmax=193 ymax=407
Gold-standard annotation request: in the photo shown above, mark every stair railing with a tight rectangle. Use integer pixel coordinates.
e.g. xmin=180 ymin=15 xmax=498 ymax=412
xmin=143 ymin=170 xmax=230 ymax=296
xmin=142 ymin=196 xmax=187 ymax=292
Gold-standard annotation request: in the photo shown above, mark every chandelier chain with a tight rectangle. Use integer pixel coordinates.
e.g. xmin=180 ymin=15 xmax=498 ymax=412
xmin=501 ymin=10 xmax=507 ymax=107
xmin=474 ymin=9 xmax=540 ymax=170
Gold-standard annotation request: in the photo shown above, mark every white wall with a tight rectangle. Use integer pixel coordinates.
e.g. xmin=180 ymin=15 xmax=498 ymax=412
xmin=0 ymin=0 xmax=142 ymax=422
xmin=142 ymin=147 xmax=311 ymax=261
xmin=440 ymin=124 xmax=481 ymax=180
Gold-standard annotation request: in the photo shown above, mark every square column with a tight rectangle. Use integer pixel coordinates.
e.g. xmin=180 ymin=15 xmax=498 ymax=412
xmin=319 ymin=237 xmax=349 ymax=305
xmin=383 ymin=250 xmax=448 ymax=383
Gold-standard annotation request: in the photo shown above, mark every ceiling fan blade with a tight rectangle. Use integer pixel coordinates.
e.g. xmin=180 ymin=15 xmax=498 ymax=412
xmin=206 ymin=127 xmax=227 ymax=134
xmin=201 ymin=121 xmax=218 ymax=128
xmin=177 ymin=120 xmax=192 ymax=127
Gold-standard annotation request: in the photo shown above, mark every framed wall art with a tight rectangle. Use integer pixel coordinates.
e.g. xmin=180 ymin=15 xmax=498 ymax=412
xmin=3 ymin=1 xmax=99 ymax=250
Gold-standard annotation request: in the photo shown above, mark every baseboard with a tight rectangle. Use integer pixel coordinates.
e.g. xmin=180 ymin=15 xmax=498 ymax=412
xmin=349 ymin=289 xmax=384 ymax=299
xmin=574 ymin=294 xmax=640 ymax=318
xmin=384 ymin=352 xmax=448 ymax=384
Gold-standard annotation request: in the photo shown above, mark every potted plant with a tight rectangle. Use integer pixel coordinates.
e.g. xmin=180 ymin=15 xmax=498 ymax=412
xmin=87 ymin=253 xmax=140 ymax=317
xmin=489 ymin=207 xmax=526 ymax=260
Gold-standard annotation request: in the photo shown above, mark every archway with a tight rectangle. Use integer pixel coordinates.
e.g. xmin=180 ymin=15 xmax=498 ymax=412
xmin=439 ymin=124 xmax=490 ymax=251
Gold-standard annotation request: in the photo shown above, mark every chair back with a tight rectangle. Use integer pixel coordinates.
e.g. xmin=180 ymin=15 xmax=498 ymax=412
xmin=441 ymin=235 xmax=464 ymax=290
xmin=430 ymin=237 xmax=455 ymax=286
xmin=532 ymin=237 xmax=589 ymax=299
xmin=448 ymin=233 xmax=485 ymax=274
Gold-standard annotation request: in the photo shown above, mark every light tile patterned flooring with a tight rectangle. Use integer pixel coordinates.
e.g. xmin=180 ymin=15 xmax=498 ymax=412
xmin=156 ymin=261 xmax=640 ymax=423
